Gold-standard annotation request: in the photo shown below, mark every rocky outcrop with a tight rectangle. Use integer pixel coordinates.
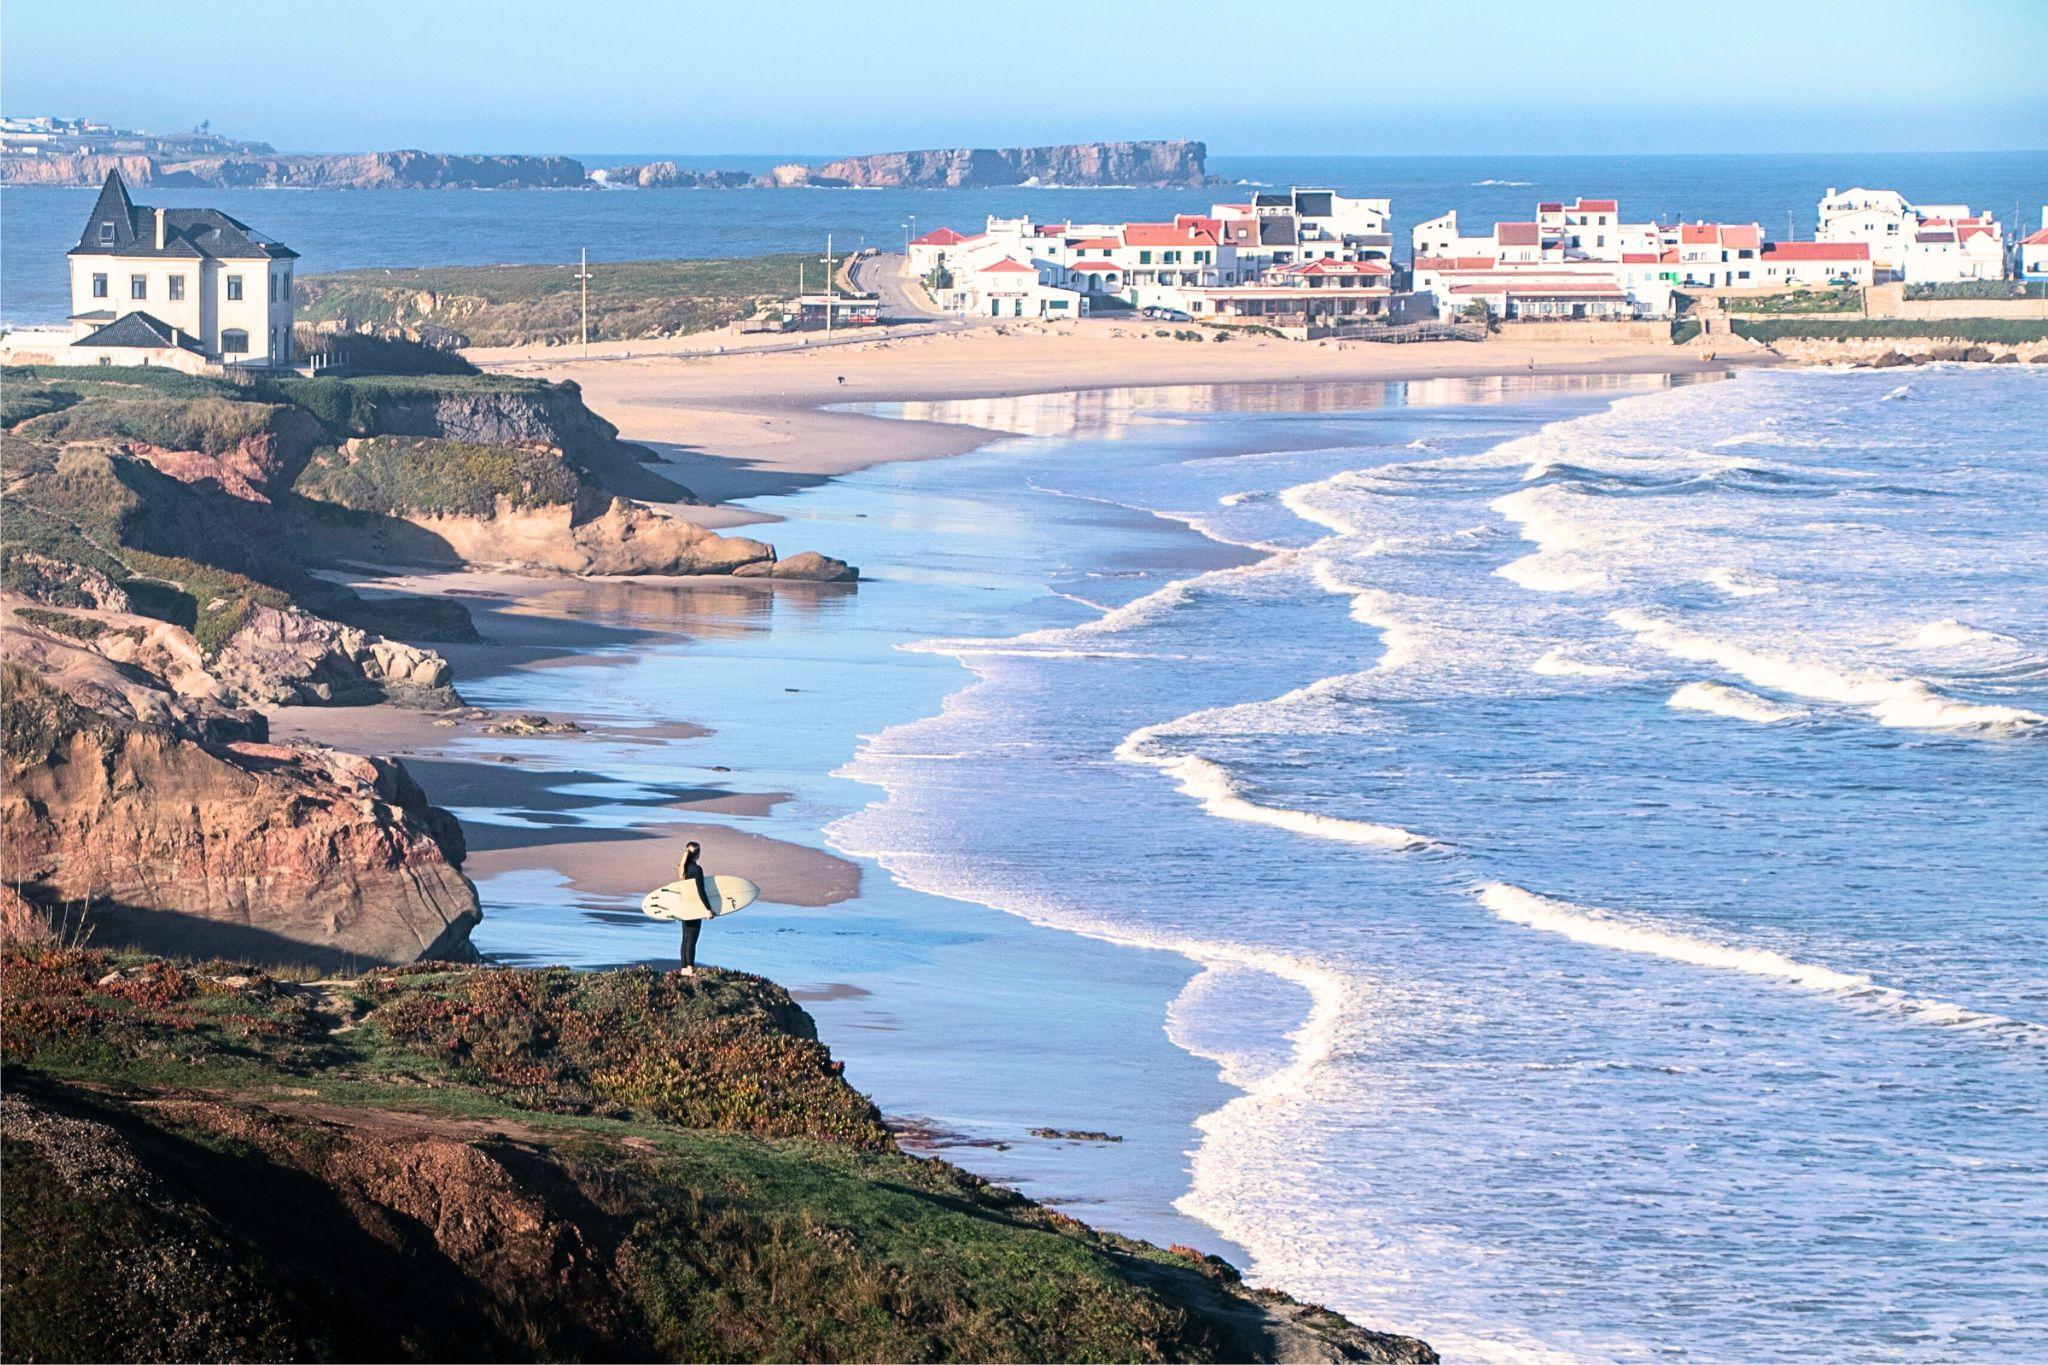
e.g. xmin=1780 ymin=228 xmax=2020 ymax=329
xmin=800 ymin=140 xmax=1211 ymax=188
xmin=1 ymin=149 xmax=587 ymax=189
xmin=600 ymin=161 xmax=752 ymax=189
xmin=385 ymin=496 xmax=775 ymax=575
xmin=0 ymin=664 xmax=478 ymax=968
xmin=738 ymin=549 xmax=862 ymax=583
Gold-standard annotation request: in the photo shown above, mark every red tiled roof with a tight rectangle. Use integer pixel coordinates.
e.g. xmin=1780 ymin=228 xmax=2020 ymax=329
xmin=2024 ymin=226 xmax=2048 ymax=246
xmin=1762 ymin=242 xmax=1869 ymax=261
xmin=1066 ymin=237 xmax=1122 ymax=250
xmin=1277 ymin=258 xmax=1392 ymax=276
xmin=1415 ymin=255 xmax=1506 ymax=272
xmin=1537 ymin=202 xmax=1564 ymax=213
xmin=1620 ymin=252 xmax=1663 ymax=264
xmin=1070 ymin=260 xmax=1121 ymax=272
xmin=979 ymin=258 xmax=1036 ymax=274
xmin=1035 ymin=224 xmax=1068 ymax=236
xmin=1574 ymin=199 xmax=1618 ymax=213
xmin=1124 ymin=223 xmax=1220 ymax=247
xmin=911 ymin=227 xmax=968 ymax=246
xmin=1679 ymin=224 xmax=1717 ymax=245
xmin=1496 ymin=222 xmax=1541 ymax=247
xmin=1175 ymin=215 xmax=1225 ymax=233
xmin=1721 ymin=224 xmax=1762 ymax=249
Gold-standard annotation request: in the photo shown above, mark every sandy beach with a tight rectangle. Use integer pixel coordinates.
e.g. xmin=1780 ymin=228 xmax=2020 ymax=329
xmin=278 ymin=329 xmax=1751 ymax=936
xmin=472 ymin=321 xmax=1761 ymax=515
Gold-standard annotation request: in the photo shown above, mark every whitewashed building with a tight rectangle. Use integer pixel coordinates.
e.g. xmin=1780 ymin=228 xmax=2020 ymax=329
xmin=1755 ymin=241 xmax=1873 ymax=288
xmin=1816 ymin=187 xmax=2007 ymax=281
xmin=2021 ymin=209 xmax=2048 ymax=282
xmin=66 ymin=170 xmax=298 ymax=369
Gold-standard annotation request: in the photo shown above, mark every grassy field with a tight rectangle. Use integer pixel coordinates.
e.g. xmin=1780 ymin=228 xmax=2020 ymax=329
xmin=0 ymin=947 xmax=1435 ymax=1363
xmin=297 ymin=253 xmax=836 ymax=345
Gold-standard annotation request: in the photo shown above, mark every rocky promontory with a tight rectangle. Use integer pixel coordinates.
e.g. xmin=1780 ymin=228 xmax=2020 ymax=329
xmin=0 ymin=149 xmax=589 ymax=190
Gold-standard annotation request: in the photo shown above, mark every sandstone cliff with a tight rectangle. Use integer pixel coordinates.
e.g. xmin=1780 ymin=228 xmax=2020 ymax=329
xmin=802 ymin=139 xmax=1211 ymax=188
xmin=0 ymin=660 xmax=478 ymax=967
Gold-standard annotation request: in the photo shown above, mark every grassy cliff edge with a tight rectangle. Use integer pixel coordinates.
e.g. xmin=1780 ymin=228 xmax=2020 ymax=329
xmin=0 ymin=948 xmax=1435 ymax=1363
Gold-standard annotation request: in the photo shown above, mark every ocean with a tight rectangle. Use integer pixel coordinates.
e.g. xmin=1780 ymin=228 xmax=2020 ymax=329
xmin=10 ymin=150 xmax=2044 ymax=1358
xmin=6 ymin=149 xmax=2046 ymax=324
xmin=428 ymin=365 xmax=2045 ymax=1361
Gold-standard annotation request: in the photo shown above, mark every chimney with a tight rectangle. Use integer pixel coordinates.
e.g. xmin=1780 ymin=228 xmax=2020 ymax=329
xmin=155 ymin=207 xmax=165 ymax=250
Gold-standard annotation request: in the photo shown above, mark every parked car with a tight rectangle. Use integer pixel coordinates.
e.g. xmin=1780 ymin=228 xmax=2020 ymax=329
xmin=1141 ymin=306 xmax=1192 ymax=322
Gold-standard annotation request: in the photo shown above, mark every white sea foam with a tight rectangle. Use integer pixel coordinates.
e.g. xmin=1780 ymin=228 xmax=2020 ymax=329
xmin=1115 ymin=730 xmax=1434 ymax=852
xmin=1218 ymin=490 xmax=1263 ymax=506
xmin=1668 ymin=681 xmax=1807 ymax=724
xmin=1307 ymin=562 xmax=1422 ymax=671
xmin=1703 ymin=567 xmax=1776 ymax=598
xmin=1906 ymin=618 xmax=2011 ymax=650
xmin=1278 ymin=480 xmax=1362 ymax=536
xmin=1533 ymin=648 xmax=1632 ymax=678
xmin=1476 ymin=883 xmax=2042 ymax=1038
xmin=1611 ymin=609 xmax=2048 ymax=735
xmin=1490 ymin=485 xmax=1611 ymax=592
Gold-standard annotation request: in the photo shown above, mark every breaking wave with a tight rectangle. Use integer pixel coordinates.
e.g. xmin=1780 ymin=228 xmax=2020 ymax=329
xmin=1668 ymin=681 xmax=1807 ymax=724
xmin=1476 ymin=883 xmax=2042 ymax=1038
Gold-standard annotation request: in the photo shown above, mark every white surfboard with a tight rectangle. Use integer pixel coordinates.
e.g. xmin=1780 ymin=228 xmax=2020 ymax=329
xmin=641 ymin=874 xmax=760 ymax=923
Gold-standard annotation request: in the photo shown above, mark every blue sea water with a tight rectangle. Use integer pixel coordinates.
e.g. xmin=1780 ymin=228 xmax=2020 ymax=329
xmin=6 ymin=149 xmax=2045 ymax=325
xmin=434 ymin=366 xmax=2046 ymax=1360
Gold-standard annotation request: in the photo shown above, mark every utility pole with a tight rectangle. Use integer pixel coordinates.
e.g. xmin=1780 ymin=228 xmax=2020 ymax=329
xmin=906 ymin=215 xmax=916 ymax=251
xmin=576 ymin=248 xmax=593 ymax=357
xmin=825 ymin=232 xmax=835 ymax=341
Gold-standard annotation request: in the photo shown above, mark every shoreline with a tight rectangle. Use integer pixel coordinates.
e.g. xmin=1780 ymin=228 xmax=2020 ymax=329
xmin=475 ymin=323 xmax=1761 ymax=513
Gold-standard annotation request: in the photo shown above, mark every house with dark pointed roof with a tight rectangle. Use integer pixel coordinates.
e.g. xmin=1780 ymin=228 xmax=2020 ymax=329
xmin=67 ymin=170 xmax=299 ymax=369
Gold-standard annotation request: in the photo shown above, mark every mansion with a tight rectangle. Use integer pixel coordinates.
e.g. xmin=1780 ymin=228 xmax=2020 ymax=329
xmin=63 ymin=170 xmax=299 ymax=370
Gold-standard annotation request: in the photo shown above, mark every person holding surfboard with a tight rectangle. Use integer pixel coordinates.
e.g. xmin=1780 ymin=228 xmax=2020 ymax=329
xmin=677 ymin=842 xmax=708 ymax=975
xmin=639 ymin=844 xmax=760 ymax=971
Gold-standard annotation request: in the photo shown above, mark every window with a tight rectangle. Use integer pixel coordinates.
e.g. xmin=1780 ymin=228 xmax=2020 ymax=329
xmin=91 ymin=273 xmax=108 ymax=298
xmin=131 ymin=275 xmax=147 ymax=299
xmin=221 ymin=328 xmax=249 ymax=354
xmin=1139 ymin=251 xmax=1152 ymax=264
xmin=98 ymin=222 xmax=114 ymax=244
xmin=227 ymin=275 xmax=243 ymax=301
xmin=169 ymin=276 xmax=186 ymax=301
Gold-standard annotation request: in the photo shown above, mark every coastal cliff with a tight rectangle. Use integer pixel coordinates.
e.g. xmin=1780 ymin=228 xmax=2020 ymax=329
xmin=0 ymin=149 xmax=588 ymax=190
xmin=0 ymin=357 xmax=854 ymax=963
xmin=0 ymin=662 xmax=479 ymax=967
xmin=0 ymin=951 xmax=1437 ymax=1363
xmin=790 ymin=139 xmax=1211 ymax=188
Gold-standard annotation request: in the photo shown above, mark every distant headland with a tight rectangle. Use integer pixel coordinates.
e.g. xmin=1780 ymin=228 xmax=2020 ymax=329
xmin=0 ymin=116 xmax=1210 ymax=190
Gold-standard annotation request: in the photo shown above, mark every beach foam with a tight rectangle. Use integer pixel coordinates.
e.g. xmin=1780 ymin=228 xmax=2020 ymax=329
xmin=1612 ymin=609 xmax=2047 ymax=735
xmin=1476 ymin=883 xmax=2041 ymax=1038
xmin=1668 ymin=681 xmax=1806 ymax=724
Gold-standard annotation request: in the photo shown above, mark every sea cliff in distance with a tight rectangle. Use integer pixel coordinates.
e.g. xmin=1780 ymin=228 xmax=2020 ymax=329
xmin=0 ymin=121 xmax=1210 ymax=190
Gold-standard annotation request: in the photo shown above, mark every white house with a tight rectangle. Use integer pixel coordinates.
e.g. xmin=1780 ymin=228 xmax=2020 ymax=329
xmin=2021 ymin=209 xmax=2048 ymax=282
xmin=66 ymin=170 xmax=298 ymax=369
xmin=951 ymin=255 xmax=1088 ymax=319
xmin=1755 ymin=241 xmax=1873 ymax=288
xmin=1816 ymin=187 xmax=2006 ymax=282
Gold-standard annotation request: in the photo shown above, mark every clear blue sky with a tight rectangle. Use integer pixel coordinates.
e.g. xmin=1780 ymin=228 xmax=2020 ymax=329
xmin=5 ymin=0 xmax=2043 ymax=156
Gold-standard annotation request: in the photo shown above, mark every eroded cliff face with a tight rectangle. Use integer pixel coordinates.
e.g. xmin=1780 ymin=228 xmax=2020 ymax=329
xmin=0 ymin=663 xmax=478 ymax=968
xmin=804 ymin=139 xmax=1211 ymax=188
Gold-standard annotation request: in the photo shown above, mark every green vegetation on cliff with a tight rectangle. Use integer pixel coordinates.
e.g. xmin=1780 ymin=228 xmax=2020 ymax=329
xmin=296 ymin=253 xmax=825 ymax=346
xmin=0 ymin=948 xmax=1434 ymax=1364
xmin=298 ymin=436 xmax=588 ymax=518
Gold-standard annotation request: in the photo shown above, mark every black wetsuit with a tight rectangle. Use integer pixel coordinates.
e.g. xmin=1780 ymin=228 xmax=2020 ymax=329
xmin=680 ymin=852 xmax=708 ymax=968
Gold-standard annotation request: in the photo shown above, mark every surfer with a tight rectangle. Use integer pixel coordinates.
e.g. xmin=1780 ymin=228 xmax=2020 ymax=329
xmin=677 ymin=841 xmax=709 ymax=975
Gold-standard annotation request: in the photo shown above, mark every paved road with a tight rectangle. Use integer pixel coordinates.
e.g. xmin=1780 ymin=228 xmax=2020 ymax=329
xmin=852 ymin=251 xmax=952 ymax=321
